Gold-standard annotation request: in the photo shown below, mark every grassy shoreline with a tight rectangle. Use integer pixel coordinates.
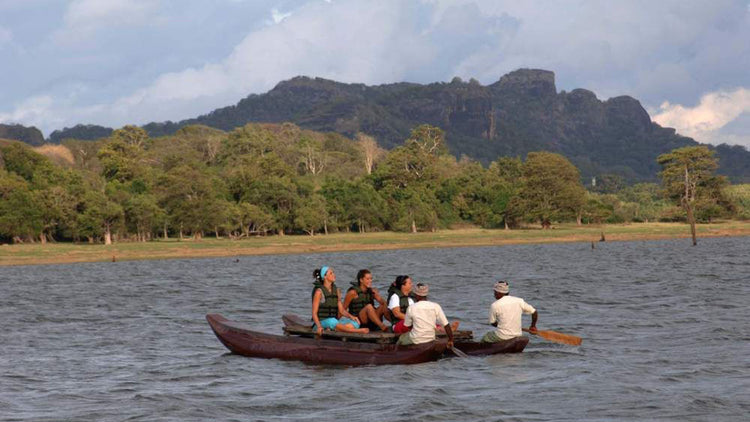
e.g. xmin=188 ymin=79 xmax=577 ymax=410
xmin=2 ymin=221 xmax=749 ymax=267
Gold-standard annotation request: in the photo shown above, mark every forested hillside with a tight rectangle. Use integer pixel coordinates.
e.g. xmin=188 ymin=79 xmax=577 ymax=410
xmin=45 ymin=69 xmax=750 ymax=183
xmin=1 ymin=124 xmax=745 ymax=245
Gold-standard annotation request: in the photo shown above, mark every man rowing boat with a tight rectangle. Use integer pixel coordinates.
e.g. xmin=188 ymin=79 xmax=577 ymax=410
xmin=481 ymin=280 xmax=538 ymax=343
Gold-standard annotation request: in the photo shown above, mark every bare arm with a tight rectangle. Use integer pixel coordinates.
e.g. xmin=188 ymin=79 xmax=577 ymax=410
xmin=343 ymin=289 xmax=357 ymax=312
xmin=391 ymin=306 xmax=406 ymax=321
xmin=337 ymin=290 xmax=359 ymax=323
xmin=444 ymin=324 xmax=454 ymax=349
xmin=371 ymin=288 xmax=386 ymax=306
xmin=312 ymin=289 xmax=323 ymax=335
xmin=529 ymin=311 xmax=538 ymax=333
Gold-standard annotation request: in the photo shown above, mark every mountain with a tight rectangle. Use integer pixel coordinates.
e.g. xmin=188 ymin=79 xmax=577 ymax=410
xmin=48 ymin=124 xmax=113 ymax=144
xmin=0 ymin=124 xmax=45 ymax=147
xmin=38 ymin=69 xmax=750 ymax=182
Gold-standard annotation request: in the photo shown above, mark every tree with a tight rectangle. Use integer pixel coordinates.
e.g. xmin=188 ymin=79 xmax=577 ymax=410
xmin=617 ymin=183 xmax=670 ymax=223
xmin=298 ymin=135 xmax=327 ymax=175
xmin=174 ymin=125 xmax=225 ymax=165
xmin=97 ymin=138 xmax=144 ymax=182
xmin=486 ymin=157 xmax=523 ymax=229
xmin=0 ymin=171 xmax=42 ymax=243
xmin=157 ymin=164 xmax=228 ymax=239
xmin=294 ymin=194 xmax=327 ymax=235
xmin=111 ymin=125 xmax=149 ymax=148
xmin=321 ymin=178 xmax=386 ymax=233
xmin=236 ymin=203 xmax=275 ymax=236
xmin=517 ymin=152 xmax=587 ymax=228
xmin=124 ymin=194 xmax=164 ymax=241
xmin=657 ymin=146 xmax=721 ymax=246
xmin=391 ymin=186 xmax=439 ymax=233
xmin=78 ymin=190 xmax=124 ymax=245
xmin=355 ymin=132 xmax=385 ymax=175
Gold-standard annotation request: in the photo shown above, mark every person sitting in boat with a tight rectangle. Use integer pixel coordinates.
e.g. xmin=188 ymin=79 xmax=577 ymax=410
xmin=396 ymin=283 xmax=454 ymax=349
xmin=312 ymin=266 xmax=370 ymax=336
xmin=343 ymin=269 xmax=390 ymax=332
xmin=481 ymin=281 xmax=538 ymax=343
xmin=387 ymin=275 xmax=415 ymax=334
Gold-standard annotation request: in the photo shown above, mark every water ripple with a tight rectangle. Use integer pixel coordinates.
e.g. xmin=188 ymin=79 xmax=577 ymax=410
xmin=1 ymin=236 xmax=749 ymax=421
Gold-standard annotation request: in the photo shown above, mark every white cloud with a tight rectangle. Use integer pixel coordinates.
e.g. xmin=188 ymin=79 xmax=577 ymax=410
xmin=0 ymin=96 xmax=55 ymax=127
xmin=652 ymin=88 xmax=750 ymax=148
xmin=54 ymin=0 xmax=157 ymax=45
xmin=70 ymin=1 xmax=437 ymax=128
xmin=269 ymin=8 xmax=293 ymax=24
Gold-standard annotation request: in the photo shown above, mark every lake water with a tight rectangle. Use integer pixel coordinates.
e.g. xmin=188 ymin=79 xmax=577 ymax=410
xmin=1 ymin=237 xmax=749 ymax=421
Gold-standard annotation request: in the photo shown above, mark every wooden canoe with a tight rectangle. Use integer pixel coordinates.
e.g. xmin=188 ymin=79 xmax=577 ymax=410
xmin=206 ymin=314 xmax=447 ymax=366
xmin=281 ymin=314 xmax=528 ymax=356
xmin=453 ymin=336 xmax=529 ymax=356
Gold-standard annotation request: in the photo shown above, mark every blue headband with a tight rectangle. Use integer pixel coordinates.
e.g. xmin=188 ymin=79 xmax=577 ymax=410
xmin=320 ymin=266 xmax=329 ymax=279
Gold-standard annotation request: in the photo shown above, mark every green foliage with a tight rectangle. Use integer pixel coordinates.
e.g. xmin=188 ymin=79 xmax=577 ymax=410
xmin=517 ymin=152 xmax=587 ymax=227
xmin=321 ymin=178 xmax=386 ymax=232
xmin=97 ymin=138 xmax=144 ymax=182
xmin=724 ymin=184 xmax=750 ymax=220
xmin=157 ymin=164 xmax=228 ymax=236
xmin=3 ymin=122 xmax=745 ymax=245
xmin=294 ymin=194 xmax=327 ymax=235
xmin=657 ymin=146 xmax=730 ymax=222
xmin=77 ymin=189 xmax=124 ymax=242
xmin=0 ymin=170 xmax=42 ymax=241
xmin=0 ymin=143 xmax=60 ymax=186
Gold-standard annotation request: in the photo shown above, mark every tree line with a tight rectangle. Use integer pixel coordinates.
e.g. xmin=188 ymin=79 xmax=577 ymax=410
xmin=0 ymin=123 xmax=745 ymax=244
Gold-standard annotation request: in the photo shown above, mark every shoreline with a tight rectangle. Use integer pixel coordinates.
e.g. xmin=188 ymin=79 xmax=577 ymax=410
xmin=2 ymin=222 xmax=749 ymax=267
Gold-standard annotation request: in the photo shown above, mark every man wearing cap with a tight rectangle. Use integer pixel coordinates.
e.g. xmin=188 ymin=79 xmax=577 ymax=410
xmin=396 ymin=283 xmax=454 ymax=349
xmin=481 ymin=281 xmax=538 ymax=343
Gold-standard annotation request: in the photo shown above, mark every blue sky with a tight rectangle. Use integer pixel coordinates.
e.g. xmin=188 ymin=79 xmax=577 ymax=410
xmin=1 ymin=0 xmax=749 ymax=148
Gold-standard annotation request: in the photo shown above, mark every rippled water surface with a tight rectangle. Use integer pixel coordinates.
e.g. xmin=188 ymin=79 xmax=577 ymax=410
xmin=1 ymin=237 xmax=749 ymax=421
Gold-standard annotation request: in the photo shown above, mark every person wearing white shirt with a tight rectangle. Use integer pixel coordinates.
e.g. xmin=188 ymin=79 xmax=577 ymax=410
xmin=481 ymin=280 xmax=538 ymax=342
xmin=396 ymin=283 xmax=454 ymax=349
xmin=387 ymin=275 xmax=415 ymax=334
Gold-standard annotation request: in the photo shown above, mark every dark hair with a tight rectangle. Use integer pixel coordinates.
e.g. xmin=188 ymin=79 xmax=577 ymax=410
xmin=393 ymin=275 xmax=411 ymax=289
xmin=313 ymin=269 xmax=322 ymax=283
xmin=356 ymin=269 xmax=371 ymax=284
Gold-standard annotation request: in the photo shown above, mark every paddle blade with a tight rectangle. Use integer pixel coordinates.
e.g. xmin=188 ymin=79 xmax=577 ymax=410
xmin=523 ymin=328 xmax=582 ymax=346
xmin=450 ymin=346 xmax=470 ymax=358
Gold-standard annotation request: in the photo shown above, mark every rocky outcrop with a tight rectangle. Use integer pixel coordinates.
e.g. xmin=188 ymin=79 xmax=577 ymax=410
xmin=491 ymin=68 xmax=557 ymax=99
xmin=0 ymin=124 xmax=45 ymax=146
xmin=48 ymin=124 xmax=113 ymax=144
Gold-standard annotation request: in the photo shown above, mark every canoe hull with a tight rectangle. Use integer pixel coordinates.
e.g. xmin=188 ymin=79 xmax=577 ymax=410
xmin=454 ymin=337 xmax=529 ymax=356
xmin=207 ymin=314 xmax=447 ymax=366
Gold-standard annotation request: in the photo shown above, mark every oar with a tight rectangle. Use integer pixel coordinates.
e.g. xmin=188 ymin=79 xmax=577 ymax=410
xmin=523 ymin=328 xmax=582 ymax=346
xmin=449 ymin=345 xmax=470 ymax=358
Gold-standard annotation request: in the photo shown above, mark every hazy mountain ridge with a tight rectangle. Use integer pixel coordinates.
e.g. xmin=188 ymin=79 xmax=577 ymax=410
xmin=15 ymin=69 xmax=750 ymax=182
xmin=0 ymin=124 xmax=45 ymax=147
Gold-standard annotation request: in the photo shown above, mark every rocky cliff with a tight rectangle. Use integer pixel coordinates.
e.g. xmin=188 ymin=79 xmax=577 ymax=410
xmin=0 ymin=124 xmax=45 ymax=147
xmin=37 ymin=69 xmax=750 ymax=182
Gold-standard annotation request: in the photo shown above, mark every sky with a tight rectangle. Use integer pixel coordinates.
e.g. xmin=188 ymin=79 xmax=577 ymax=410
xmin=1 ymin=0 xmax=749 ymax=148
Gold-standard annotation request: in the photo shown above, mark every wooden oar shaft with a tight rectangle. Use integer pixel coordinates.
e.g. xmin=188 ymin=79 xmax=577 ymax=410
xmin=523 ymin=328 xmax=582 ymax=346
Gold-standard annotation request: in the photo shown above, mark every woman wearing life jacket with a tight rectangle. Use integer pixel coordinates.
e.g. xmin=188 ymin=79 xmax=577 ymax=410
xmin=311 ymin=266 xmax=370 ymax=336
xmin=343 ymin=269 xmax=390 ymax=332
xmin=387 ymin=275 xmax=415 ymax=334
